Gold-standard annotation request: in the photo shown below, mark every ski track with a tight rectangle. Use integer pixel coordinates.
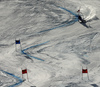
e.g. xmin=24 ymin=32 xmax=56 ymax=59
xmin=21 ymin=6 xmax=78 ymax=61
xmin=0 ymin=70 xmax=23 ymax=87
xmin=21 ymin=41 xmax=49 ymax=61
xmin=0 ymin=5 xmax=78 ymax=87
xmin=1 ymin=0 xmax=99 ymax=86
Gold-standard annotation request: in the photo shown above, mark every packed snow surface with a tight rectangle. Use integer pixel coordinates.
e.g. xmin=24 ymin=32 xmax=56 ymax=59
xmin=0 ymin=0 xmax=100 ymax=87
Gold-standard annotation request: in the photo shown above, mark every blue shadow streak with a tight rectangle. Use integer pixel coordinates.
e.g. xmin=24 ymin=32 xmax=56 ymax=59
xmin=58 ymin=7 xmax=78 ymax=16
xmin=22 ymin=7 xmax=78 ymax=61
xmin=0 ymin=6 xmax=79 ymax=87
xmin=38 ymin=7 xmax=78 ymax=33
xmin=0 ymin=70 xmax=23 ymax=87
xmin=21 ymin=41 xmax=49 ymax=61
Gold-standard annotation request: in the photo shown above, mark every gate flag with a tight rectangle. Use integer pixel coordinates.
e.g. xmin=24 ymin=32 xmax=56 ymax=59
xmin=82 ymin=69 xmax=88 ymax=73
xmin=15 ymin=40 xmax=20 ymax=44
xmin=15 ymin=39 xmax=22 ymax=51
xmin=21 ymin=68 xmax=29 ymax=81
xmin=82 ymin=67 xmax=89 ymax=80
xmin=22 ymin=69 xmax=27 ymax=74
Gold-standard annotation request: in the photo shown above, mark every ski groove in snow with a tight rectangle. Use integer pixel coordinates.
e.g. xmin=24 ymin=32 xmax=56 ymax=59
xmin=0 ymin=70 xmax=23 ymax=87
xmin=21 ymin=6 xmax=78 ymax=61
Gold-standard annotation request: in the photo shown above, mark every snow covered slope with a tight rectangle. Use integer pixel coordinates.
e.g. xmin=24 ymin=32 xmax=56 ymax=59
xmin=0 ymin=0 xmax=100 ymax=87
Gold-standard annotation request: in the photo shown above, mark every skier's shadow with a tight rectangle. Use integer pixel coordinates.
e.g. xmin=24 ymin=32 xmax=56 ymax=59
xmin=91 ymin=84 xmax=99 ymax=87
xmin=79 ymin=22 xmax=91 ymax=28
xmin=78 ymin=15 xmax=92 ymax=28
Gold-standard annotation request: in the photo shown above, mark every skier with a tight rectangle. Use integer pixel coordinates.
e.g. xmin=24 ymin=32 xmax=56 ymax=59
xmin=77 ymin=9 xmax=86 ymax=23
xmin=77 ymin=9 xmax=90 ymax=28
xmin=78 ymin=15 xmax=86 ymax=23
